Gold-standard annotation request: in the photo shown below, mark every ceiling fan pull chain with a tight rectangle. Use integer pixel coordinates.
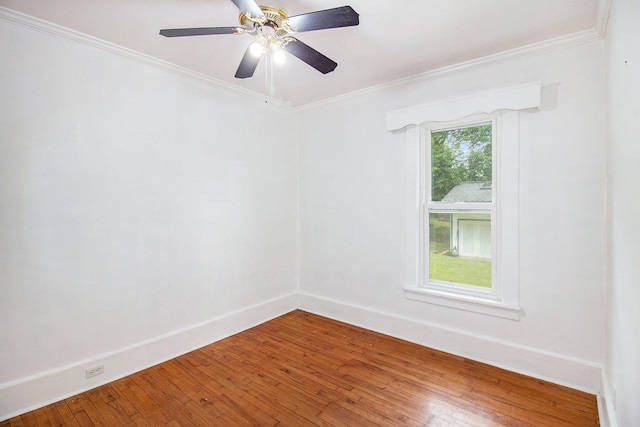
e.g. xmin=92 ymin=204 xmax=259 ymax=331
xmin=265 ymin=49 xmax=269 ymax=103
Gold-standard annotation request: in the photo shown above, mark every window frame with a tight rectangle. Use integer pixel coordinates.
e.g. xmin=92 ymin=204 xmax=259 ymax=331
xmin=418 ymin=113 xmax=500 ymax=301
xmin=406 ymin=112 xmax=521 ymax=319
xmin=386 ymin=81 xmax=542 ymax=320
xmin=422 ymin=117 xmax=497 ymax=299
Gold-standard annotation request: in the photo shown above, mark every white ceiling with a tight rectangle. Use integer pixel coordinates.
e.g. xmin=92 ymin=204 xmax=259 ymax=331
xmin=0 ymin=0 xmax=604 ymax=106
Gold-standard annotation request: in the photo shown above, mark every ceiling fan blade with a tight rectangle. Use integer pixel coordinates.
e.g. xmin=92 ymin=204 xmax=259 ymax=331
xmin=230 ymin=0 xmax=265 ymax=20
xmin=285 ymin=38 xmax=337 ymax=74
xmin=235 ymin=45 xmax=261 ymax=79
xmin=285 ymin=6 xmax=359 ymax=32
xmin=160 ymin=27 xmax=239 ymax=37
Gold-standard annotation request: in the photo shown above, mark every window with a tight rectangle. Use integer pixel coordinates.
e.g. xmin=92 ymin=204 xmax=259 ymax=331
xmin=386 ymin=81 xmax=542 ymax=319
xmin=425 ymin=121 xmax=495 ymax=297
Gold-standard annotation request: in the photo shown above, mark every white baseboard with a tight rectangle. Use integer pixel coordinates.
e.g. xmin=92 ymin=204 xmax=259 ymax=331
xmin=298 ymin=292 xmax=603 ymax=394
xmin=598 ymin=371 xmax=618 ymax=427
xmin=0 ymin=293 xmax=298 ymax=421
xmin=2 ymin=292 xmax=607 ymax=422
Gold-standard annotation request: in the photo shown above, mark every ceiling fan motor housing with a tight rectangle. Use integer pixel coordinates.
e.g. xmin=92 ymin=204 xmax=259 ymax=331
xmin=240 ymin=6 xmax=290 ymax=36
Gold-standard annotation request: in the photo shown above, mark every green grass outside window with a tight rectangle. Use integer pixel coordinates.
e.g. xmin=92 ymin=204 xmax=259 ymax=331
xmin=429 ymin=247 xmax=491 ymax=288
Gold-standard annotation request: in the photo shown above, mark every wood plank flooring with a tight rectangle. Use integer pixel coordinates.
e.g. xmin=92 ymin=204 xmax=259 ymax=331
xmin=2 ymin=310 xmax=599 ymax=426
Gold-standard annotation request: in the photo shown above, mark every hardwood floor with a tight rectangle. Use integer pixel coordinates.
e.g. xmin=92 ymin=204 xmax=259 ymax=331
xmin=3 ymin=310 xmax=599 ymax=426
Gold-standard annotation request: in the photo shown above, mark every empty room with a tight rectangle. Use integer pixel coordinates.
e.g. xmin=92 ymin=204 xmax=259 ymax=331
xmin=0 ymin=0 xmax=638 ymax=426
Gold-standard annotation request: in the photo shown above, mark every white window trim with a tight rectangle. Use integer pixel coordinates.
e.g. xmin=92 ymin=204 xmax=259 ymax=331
xmin=387 ymin=81 xmax=542 ymax=320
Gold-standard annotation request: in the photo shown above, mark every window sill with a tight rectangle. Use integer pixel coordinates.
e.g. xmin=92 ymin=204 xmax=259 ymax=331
xmin=403 ymin=286 xmax=521 ymax=320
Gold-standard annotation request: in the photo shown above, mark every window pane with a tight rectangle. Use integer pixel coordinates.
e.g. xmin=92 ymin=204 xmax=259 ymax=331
xmin=431 ymin=123 xmax=492 ymax=202
xmin=428 ymin=211 xmax=491 ymax=288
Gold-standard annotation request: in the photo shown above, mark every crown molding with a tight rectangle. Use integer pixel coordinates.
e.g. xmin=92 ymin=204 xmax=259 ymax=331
xmin=595 ymin=0 xmax=612 ymax=38
xmin=0 ymin=6 xmax=290 ymax=109
xmin=1 ymin=3 xmax=609 ymax=113
xmin=295 ymin=24 xmax=608 ymax=112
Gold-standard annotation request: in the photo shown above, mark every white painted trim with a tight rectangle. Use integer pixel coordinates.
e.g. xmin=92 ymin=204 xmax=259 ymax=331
xmin=0 ymin=5 xmax=608 ymax=112
xmin=596 ymin=0 xmax=612 ymax=38
xmin=599 ymin=371 xmax=619 ymax=427
xmin=295 ymin=28 xmax=602 ymax=111
xmin=0 ymin=6 xmax=289 ymax=109
xmin=0 ymin=293 xmax=298 ymax=421
xmin=403 ymin=286 xmax=521 ymax=320
xmin=1 ymin=292 xmax=605 ymax=421
xmin=404 ymin=126 xmax=422 ymax=289
xmin=397 ymin=107 xmax=524 ymax=316
xmin=386 ymin=81 xmax=541 ymax=131
xmin=298 ymin=292 xmax=603 ymax=394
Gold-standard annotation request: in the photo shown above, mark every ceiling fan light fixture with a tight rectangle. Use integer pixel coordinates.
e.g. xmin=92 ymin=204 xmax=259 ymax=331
xmin=273 ymin=48 xmax=286 ymax=64
xmin=249 ymin=40 xmax=264 ymax=57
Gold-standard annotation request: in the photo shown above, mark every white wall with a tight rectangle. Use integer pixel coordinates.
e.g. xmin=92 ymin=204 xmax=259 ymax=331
xmin=297 ymin=40 xmax=607 ymax=391
xmin=0 ymin=5 xmax=618 ymax=422
xmin=605 ymin=0 xmax=640 ymax=425
xmin=0 ymin=16 xmax=298 ymax=418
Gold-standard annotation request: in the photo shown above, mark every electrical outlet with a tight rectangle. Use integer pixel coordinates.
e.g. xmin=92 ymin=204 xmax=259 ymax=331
xmin=85 ymin=365 xmax=104 ymax=379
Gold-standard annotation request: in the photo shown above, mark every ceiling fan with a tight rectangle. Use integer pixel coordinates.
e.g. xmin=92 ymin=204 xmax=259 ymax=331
xmin=159 ymin=0 xmax=359 ymax=79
